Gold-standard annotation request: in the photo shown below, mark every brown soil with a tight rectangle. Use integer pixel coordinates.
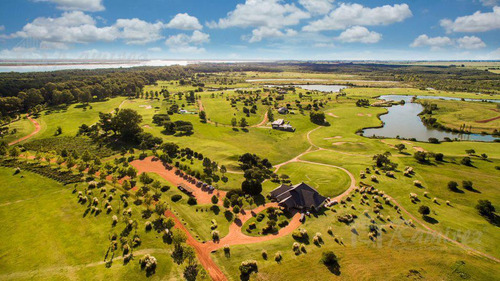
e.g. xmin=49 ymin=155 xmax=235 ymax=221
xmin=9 ymin=115 xmax=41 ymax=146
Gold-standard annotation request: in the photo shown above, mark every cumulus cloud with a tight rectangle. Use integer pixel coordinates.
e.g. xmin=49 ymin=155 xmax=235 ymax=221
xmin=457 ymin=36 xmax=486 ymax=49
xmin=147 ymin=47 xmax=162 ymax=52
xmin=410 ymin=34 xmax=486 ymax=50
xmin=440 ymin=6 xmax=500 ymax=33
xmin=165 ymin=30 xmax=210 ymax=53
xmin=303 ymin=3 xmax=412 ymax=31
xmin=165 ymin=13 xmax=202 ymax=30
xmin=9 ymin=11 xmax=167 ymax=48
xmin=248 ymin=27 xmax=297 ymax=42
xmin=114 ymin=18 xmax=165 ymax=44
xmin=336 ymin=26 xmax=381 ymax=43
xmin=35 ymin=0 xmax=105 ymax=12
xmin=410 ymin=34 xmax=453 ymax=50
xmin=208 ymin=0 xmax=310 ymax=29
xmin=298 ymin=0 xmax=335 ymax=15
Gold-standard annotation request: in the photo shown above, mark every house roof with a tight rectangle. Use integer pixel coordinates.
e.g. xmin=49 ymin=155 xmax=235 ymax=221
xmin=271 ymin=119 xmax=285 ymax=125
xmin=269 ymin=182 xmax=327 ymax=210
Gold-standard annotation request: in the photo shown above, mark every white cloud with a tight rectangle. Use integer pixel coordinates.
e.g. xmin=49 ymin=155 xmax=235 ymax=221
xmin=314 ymin=42 xmax=335 ymax=48
xmin=303 ymin=3 xmax=412 ymax=31
xmin=35 ymin=0 xmax=105 ymax=12
xmin=336 ymin=26 xmax=381 ymax=43
xmin=0 ymin=25 xmax=4 ymax=31
xmin=410 ymin=34 xmax=453 ymax=50
xmin=440 ymin=6 xmax=500 ymax=33
xmin=208 ymin=0 xmax=310 ymax=29
xmin=114 ymin=18 xmax=165 ymax=44
xmin=165 ymin=30 xmax=209 ymax=53
xmin=480 ymin=0 xmax=498 ymax=7
xmin=411 ymin=34 xmax=487 ymax=50
xmin=247 ymin=27 xmax=297 ymax=42
xmin=147 ymin=47 xmax=162 ymax=52
xmin=457 ymin=36 xmax=486 ymax=49
xmin=39 ymin=41 xmax=69 ymax=49
xmin=9 ymin=11 xmax=167 ymax=48
xmin=165 ymin=13 xmax=202 ymax=30
xmin=298 ymin=0 xmax=334 ymax=15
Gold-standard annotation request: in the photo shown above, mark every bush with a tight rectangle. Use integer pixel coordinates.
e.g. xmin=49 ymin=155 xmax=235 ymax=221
xmin=239 ymin=260 xmax=258 ymax=276
xmin=320 ymin=251 xmax=338 ymax=266
xmin=187 ymin=197 xmax=197 ymax=205
xmin=171 ymin=194 xmax=182 ymax=202
xmin=261 ymin=250 xmax=267 ymax=259
xmin=139 ymin=254 xmax=157 ymax=274
xmin=447 ymin=181 xmax=459 ymax=192
xmin=461 ymin=157 xmax=472 ymax=166
xmin=211 ymin=195 xmax=218 ymax=205
xmin=462 ymin=180 xmax=473 ymax=191
xmin=418 ymin=205 xmax=430 ymax=216
xmin=274 ymin=251 xmax=282 ymax=262
xmin=476 ymin=200 xmax=496 ymax=223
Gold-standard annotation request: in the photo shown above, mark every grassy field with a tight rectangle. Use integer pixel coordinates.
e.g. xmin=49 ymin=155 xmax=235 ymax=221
xmin=5 ymin=72 xmax=500 ymax=281
xmin=34 ymin=97 xmax=126 ymax=139
xmin=418 ymin=99 xmax=500 ymax=134
xmin=0 ymin=167 xmax=182 ymax=280
xmin=1 ymin=116 xmax=35 ymax=144
xmin=274 ymin=162 xmax=351 ymax=197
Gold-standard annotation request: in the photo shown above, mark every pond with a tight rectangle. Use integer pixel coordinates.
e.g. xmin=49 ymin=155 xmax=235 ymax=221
xmin=361 ymin=95 xmax=499 ymax=142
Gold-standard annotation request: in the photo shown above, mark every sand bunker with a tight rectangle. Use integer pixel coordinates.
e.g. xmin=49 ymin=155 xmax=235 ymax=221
xmin=324 ymin=136 xmax=342 ymax=140
xmin=332 ymin=142 xmax=347 ymax=146
xmin=139 ymin=105 xmax=152 ymax=109
xmin=327 ymin=113 xmax=339 ymax=118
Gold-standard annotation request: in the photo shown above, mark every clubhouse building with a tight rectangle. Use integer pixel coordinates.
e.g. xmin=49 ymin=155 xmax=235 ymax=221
xmin=268 ymin=182 xmax=327 ymax=212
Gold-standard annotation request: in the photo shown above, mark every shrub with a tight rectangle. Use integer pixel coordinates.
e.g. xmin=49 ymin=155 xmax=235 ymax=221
xmin=461 ymin=157 xmax=472 ymax=166
xmin=320 ymin=251 xmax=338 ymax=266
xmin=239 ymin=260 xmax=258 ymax=276
xmin=187 ymin=197 xmax=197 ymax=205
xmin=145 ymin=221 xmax=152 ymax=231
xmin=171 ymin=194 xmax=182 ymax=202
xmin=274 ymin=251 xmax=282 ymax=262
xmin=211 ymin=195 xmax=218 ymax=205
xmin=447 ymin=181 xmax=459 ymax=192
xmin=418 ymin=205 xmax=430 ymax=216
xmin=292 ymin=242 xmax=300 ymax=251
xmin=476 ymin=200 xmax=496 ymax=223
xmin=139 ymin=254 xmax=157 ymax=274
xmin=261 ymin=250 xmax=268 ymax=259
xmin=211 ymin=230 xmax=220 ymax=241
xmin=462 ymin=180 xmax=473 ymax=191
xmin=413 ymin=180 xmax=422 ymax=187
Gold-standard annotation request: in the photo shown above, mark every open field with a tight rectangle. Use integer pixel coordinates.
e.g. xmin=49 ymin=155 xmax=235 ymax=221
xmin=2 ymin=67 xmax=499 ymax=281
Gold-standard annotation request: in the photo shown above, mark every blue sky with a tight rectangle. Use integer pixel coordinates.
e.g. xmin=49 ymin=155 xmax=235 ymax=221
xmin=0 ymin=0 xmax=499 ymax=60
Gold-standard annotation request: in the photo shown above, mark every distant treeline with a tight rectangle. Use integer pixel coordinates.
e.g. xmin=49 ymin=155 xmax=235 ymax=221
xmin=0 ymin=62 xmax=498 ymax=117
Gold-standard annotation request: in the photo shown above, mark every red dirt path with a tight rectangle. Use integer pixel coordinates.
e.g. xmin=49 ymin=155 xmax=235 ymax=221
xmin=8 ymin=115 xmax=40 ymax=146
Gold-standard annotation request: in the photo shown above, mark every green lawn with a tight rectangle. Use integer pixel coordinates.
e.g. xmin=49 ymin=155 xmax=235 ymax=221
xmin=0 ymin=115 xmax=35 ymax=144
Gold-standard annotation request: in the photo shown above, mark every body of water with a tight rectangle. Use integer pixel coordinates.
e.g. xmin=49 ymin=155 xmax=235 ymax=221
xmin=362 ymin=95 xmax=499 ymax=142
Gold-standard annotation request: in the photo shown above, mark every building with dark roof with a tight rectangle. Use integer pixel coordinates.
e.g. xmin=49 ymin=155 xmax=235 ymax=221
xmin=269 ymin=182 xmax=327 ymax=212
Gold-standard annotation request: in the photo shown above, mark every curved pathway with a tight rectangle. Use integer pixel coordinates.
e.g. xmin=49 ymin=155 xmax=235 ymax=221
xmin=8 ymin=115 xmax=40 ymax=146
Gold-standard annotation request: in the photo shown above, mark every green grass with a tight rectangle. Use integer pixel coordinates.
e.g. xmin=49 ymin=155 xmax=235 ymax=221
xmin=274 ymin=162 xmax=351 ymax=197
xmin=34 ymin=97 xmax=126 ymax=139
xmin=0 ymin=115 xmax=35 ymax=144
xmin=418 ymin=99 xmax=500 ymax=134
xmin=0 ymin=167 xmax=183 ymax=280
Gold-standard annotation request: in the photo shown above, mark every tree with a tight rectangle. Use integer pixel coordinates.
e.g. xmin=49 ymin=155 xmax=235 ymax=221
xmin=9 ymin=146 xmax=20 ymax=157
xmin=395 ymin=144 xmax=406 ymax=153
xmin=372 ymin=151 xmax=397 ymax=170
xmin=320 ymin=251 xmax=339 ymax=267
xmin=140 ymin=172 xmax=154 ymax=185
xmin=211 ymin=195 xmax=218 ymax=205
xmin=199 ymin=110 xmax=207 ymax=123
xmin=434 ymin=153 xmax=444 ymax=161
xmin=55 ymin=126 xmax=62 ymax=136
xmin=461 ymin=157 xmax=472 ymax=166
xmin=241 ymin=179 xmax=263 ymax=196
xmin=475 ymin=200 xmax=496 ymax=223
xmin=448 ymin=181 xmax=459 ymax=192
xmin=465 ymin=149 xmax=475 ymax=155
xmin=231 ymin=117 xmax=237 ymax=127
xmin=81 ymin=150 xmax=92 ymax=163
xmin=462 ymin=180 xmax=473 ymax=191
xmin=111 ymin=108 xmax=143 ymax=141
xmin=414 ymin=151 xmax=428 ymax=163
xmin=240 ymin=118 xmax=248 ymax=128
xmin=267 ymin=108 xmax=274 ymax=122
xmin=480 ymin=153 xmax=488 ymax=160
xmin=418 ymin=205 xmax=430 ymax=217
xmin=310 ymin=111 xmax=326 ymax=125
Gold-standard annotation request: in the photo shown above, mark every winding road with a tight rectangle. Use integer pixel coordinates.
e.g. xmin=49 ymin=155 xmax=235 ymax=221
xmin=8 ymin=115 xmax=40 ymax=146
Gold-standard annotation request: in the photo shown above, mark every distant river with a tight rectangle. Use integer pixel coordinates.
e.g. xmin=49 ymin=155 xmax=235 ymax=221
xmin=362 ymin=95 xmax=499 ymax=142
xmin=265 ymin=84 xmax=347 ymax=93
